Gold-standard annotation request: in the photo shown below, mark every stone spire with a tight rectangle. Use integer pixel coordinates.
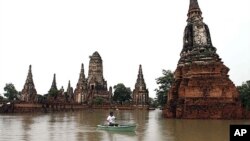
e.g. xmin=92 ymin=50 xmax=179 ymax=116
xmin=67 ymin=80 xmax=74 ymax=102
xmin=74 ymin=63 xmax=88 ymax=103
xmin=51 ymin=73 xmax=58 ymax=90
xmin=178 ymin=0 xmax=219 ymax=67
xmin=132 ymin=64 xmax=149 ymax=107
xmin=67 ymin=80 xmax=71 ymax=90
xmin=79 ymin=63 xmax=85 ymax=81
xmin=135 ymin=64 xmax=146 ymax=88
xmin=21 ymin=65 xmax=37 ymax=102
xmin=48 ymin=73 xmax=58 ymax=99
xmin=28 ymin=65 xmax=32 ymax=77
xmin=26 ymin=65 xmax=34 ymax=84
xmin=188 ymin=0 xmax=202 ymax=20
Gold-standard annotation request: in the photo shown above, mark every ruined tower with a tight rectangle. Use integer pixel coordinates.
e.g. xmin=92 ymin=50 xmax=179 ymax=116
xmin=21 ymin=65 xmax=37 ymax=102
xmin=86 ymin=51 xmax=111 ymax=104
xmin=163 ymin=0 xmax=243 ymax=119
xmin=50 ymin=74 xmax=58 ymax=91
xmin=57 ymin=86 xmax=66 ymax=103
xmin=132 ymin=65 xmax=149 ymax=107
xmin=67 ymin=80 xmax=74 ymax=103
xmin=47 ymin=73 xmax=58 ymax=101
xmin=74 ymin=63 xmax=88 ymax=103
xmin=88 ymin=51 xmax=106 ymax=88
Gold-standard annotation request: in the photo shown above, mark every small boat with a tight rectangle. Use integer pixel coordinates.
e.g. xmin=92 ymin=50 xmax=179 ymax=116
xmin=97 ymin=124 xmax=136 ymax=132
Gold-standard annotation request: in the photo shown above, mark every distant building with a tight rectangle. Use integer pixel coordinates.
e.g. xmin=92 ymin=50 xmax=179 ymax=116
xmin=21 ymin=65 xmax=37 ymax=102
xmin=47 ymin=74 xmax=73 ymax=103
xmin=74 ymin=64 xmax=88 ymax=103
xmin=57 ymin=86 xmax=66 ymax=103
xmin=50 ymin=74 xmax=58 ymax=91
xmin=132 ymin=65 xmax=149 ymax=108
xmin=86 ymin=51 xmax=112 ymax=104
xmin=47 ymin=73 xmax=58 ymax=102
xmin=74 ymin=51 xmax=112 ymax=104
xmin=20 ymin=52 xmax=112 ymax=105
xmin=66 ymin=80 xmax=74 ymax=103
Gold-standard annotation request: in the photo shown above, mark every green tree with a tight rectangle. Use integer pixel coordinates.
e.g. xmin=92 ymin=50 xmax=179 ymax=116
xmin=48 ymin=88 xmax=59 ymax=97
xmin=148 ymin=97 xmax=158 ymax=108
xmin=237 ymin=80 xmax=250 ymax=110
xmin=0 ymin=94 xmax=5 ymax=101
xmin=4 ymin=83 xmax=19 ymax=101
xmin=113 ymin=83 xmax=132 ymax=105
xmin=155 ymin=69 xmax=174 ymax=107
xmin=94 ymin=96 xmax=104 ymax=105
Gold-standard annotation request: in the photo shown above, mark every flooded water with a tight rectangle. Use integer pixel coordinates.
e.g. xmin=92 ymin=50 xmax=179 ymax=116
xmin=0 ymin=109 xmax=249 ymax=141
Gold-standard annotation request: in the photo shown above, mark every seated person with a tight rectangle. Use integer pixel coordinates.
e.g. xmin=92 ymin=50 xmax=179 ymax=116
xmin=107 ymin=111 xmax=118 ymax=126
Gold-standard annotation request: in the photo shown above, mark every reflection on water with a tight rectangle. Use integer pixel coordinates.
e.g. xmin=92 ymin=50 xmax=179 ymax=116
xmin=0 ymin=109 xmax=249 ymax=141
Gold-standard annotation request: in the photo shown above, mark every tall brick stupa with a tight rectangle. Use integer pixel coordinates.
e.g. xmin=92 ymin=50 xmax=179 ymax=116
xmin=132 ymin=65 xmax=149 ymax=108
xmin=86 ymin=51 xmax=112 ymax=104
xmin=21 ymin=65 xmax=37 ymax=102
xmin=163 ymin=0 xmax=244 ymax=119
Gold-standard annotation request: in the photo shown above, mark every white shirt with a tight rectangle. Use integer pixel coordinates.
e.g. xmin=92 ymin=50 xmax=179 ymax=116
xmin=107 ymin=115 xmax=115 ymax=124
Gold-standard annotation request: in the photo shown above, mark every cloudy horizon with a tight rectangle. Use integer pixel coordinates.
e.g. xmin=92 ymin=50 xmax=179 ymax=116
xmin=1 ymin=0 xmax=250 ymax=98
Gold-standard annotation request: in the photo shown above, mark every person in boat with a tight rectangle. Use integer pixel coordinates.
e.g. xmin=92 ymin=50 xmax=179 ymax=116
xmin=107 ymin=111 xmax=118 ymax=126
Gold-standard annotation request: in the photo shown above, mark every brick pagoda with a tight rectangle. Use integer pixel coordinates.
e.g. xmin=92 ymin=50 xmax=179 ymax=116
xmin=132 ymin=65 xmax=149 ymax=108
xmin=74 ymin=63 xmax=88 ymax=103
xmin=21 ymin=65 xmax=37 ymax=102
xmin=163 ymin=0 xmax=244 ymax=119
xmin=86 ymin=51 xmax=112 ymax=104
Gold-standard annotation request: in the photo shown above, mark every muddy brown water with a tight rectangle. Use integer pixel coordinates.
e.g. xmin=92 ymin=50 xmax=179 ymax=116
xmin=0 ymin=109 xmax=249 ymax=141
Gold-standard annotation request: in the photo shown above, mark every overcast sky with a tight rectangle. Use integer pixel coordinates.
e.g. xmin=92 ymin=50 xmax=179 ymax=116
xmin=0 ymin=0 xmax=250 ymax=98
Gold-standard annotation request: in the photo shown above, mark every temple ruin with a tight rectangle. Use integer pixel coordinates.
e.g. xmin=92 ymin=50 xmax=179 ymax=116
xmin=66 ymin=80 xmax=74 ymax=102
xmin=163 ymin=0 xmax=244 ymax=119
xmin=132 ymin=65 xmax=149 ymax=108
xmin=20 ymin=65 xmax=37 ymax=102
xmin=85 ymin=51 xmax=112 ymax=104
xmin=74 ymin=63 xmax=88 ymax=103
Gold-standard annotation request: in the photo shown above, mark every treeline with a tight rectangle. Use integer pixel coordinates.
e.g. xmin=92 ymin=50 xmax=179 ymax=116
xmin=237 ymin=81 xmax=250 ymax=110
